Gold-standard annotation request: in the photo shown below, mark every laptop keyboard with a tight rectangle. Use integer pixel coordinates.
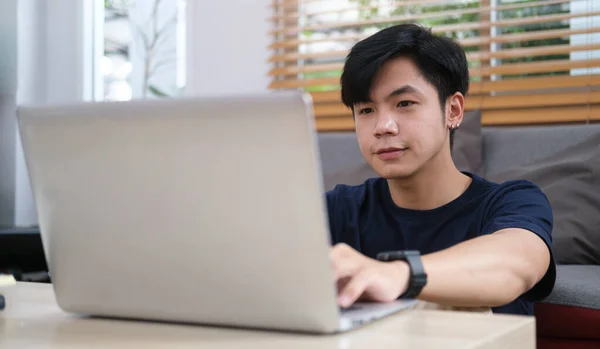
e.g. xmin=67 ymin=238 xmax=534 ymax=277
xmin=340 ymin=304 xmax=363 ymax=313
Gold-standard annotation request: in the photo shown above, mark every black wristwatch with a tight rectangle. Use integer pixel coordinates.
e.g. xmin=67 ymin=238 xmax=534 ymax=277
xmin=376 ymin=250 xmax=427 ymax=299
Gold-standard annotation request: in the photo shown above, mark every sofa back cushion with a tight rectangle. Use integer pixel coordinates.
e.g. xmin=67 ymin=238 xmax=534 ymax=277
xmin=488 ymin=132 xmax=600 ymax=265
xmin=482 ymin=124 xmax=600 ymax=177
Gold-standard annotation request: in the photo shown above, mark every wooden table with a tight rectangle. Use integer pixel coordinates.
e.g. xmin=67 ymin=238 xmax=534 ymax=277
xmin=0 ymin=282 xmax=535 ymax=348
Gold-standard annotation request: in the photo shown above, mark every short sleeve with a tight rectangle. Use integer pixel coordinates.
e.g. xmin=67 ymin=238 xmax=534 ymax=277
xmin=481 ymin=180 xmax=556 ymax=302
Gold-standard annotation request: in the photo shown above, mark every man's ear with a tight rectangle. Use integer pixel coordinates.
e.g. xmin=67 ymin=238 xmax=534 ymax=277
xmin=446 ymin=92 xmax=465 ymax=130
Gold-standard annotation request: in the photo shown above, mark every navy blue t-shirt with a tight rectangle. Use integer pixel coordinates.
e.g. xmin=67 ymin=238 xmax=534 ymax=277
xmin=325 ymin=172 xmax=556 ymax=315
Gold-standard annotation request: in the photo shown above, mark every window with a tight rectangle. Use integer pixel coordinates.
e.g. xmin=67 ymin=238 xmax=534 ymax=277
xmin=268 ymin=0 xmax=600 ymax=131
xmin=99 ymin=0 xmax=187 ymax=101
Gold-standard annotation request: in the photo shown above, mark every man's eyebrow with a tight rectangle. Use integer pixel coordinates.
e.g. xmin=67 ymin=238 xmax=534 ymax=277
xmin=354 ymin=85 xmax=423 ymax=106
xmin=385 ymin=85 xmax=423 ymax=100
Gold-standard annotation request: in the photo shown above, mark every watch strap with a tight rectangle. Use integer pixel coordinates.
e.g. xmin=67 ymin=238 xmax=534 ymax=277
xmin=377 ymin=250 xmax=427 ymax=299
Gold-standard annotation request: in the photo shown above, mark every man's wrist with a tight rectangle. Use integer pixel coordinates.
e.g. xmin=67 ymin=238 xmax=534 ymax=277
xmin=378 ymin=250 xmax=427 ymax=299
xmin=392 ymin=260 xmax=410 ymax=298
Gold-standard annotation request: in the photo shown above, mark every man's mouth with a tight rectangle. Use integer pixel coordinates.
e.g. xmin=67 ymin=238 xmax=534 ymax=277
xmin=375 ymin=147 xmax=407 ymax=160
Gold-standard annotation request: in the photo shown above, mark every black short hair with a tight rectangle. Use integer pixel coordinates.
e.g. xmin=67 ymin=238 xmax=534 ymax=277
xmin=340 ymin=23 xmax=469 ymax=148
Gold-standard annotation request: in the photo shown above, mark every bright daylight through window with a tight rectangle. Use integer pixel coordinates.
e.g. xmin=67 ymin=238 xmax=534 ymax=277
xmin=100 ymin=0 xmax=187 ymax=101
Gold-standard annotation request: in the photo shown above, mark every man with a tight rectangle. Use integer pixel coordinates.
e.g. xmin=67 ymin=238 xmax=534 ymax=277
xmin=327 ymin=23 xmax=555 ymax=315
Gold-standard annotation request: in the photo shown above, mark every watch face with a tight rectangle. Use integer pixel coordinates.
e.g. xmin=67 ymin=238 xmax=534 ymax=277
xmin=377 ymin=250 xmax=421 ymax=261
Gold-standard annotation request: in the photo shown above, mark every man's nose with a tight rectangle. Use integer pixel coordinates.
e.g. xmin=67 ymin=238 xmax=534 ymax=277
xmin=373 ymin=113 xmax=399 ymax=137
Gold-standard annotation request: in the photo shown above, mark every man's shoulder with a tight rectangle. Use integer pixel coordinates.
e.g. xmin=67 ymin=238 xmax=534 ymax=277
xmin=461 ymin=173 xmax=552 ymax=226
xmin=469 ymin=173 xmax=553 ymax=236
xmin=470 ymin=173 xmax=547 ymax=201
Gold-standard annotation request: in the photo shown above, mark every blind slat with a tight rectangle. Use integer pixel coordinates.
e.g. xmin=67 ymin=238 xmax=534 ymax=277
xmin=270 ymin=0 xmax=321 ymax=7
xmin=470 ymin=74 xmax=599 ymax=94
xmin=475 ymin=43 xmax=600 ymax=61
xmin=270 ymin=49 xmax=346 ymax=63
xmin=483 ymin=105 xmax=598 ymax=125
xmin=315 ymin=117 xmax=356 ymax=131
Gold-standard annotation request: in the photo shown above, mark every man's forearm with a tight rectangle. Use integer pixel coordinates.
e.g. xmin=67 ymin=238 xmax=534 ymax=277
xmin=417 ymin=228 xmax=550 ymax=308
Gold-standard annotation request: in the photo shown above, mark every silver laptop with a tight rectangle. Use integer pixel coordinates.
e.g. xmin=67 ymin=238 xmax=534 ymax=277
xmin=16 ymin=91 xmax=416 ymax=334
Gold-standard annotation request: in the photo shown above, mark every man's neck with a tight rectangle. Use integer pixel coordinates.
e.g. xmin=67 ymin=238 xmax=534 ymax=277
xmin=387 ymin=151 xmax=472 ymax=211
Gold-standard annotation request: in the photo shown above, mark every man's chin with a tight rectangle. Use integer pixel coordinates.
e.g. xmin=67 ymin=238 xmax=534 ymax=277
xmin=374 ymin=165 xmax=417 ymax=180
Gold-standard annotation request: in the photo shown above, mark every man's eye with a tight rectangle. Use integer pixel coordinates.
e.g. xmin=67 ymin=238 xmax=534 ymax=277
xmin=358 ymin=108 xmax=374 ymax=115
xmin=397 ymin=101 xmax=415 ymax=108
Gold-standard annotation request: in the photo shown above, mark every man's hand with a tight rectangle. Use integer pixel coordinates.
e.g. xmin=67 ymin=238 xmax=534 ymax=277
xmin=331 ymin=243 xmax=410 ymax=308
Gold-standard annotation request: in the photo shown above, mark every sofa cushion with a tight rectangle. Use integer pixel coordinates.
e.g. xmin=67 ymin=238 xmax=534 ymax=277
xmin=452 ymin=109 xmax=483 ymax=175
xmin=482 ymin=124 xmax=600 ymax=177
xmin=318 ymin=134 xmax=376 ymax=191
xmin=317 ymin=132 xmax=366 ymax=183
xmin=542 ymin=265 xmax=600 ymax=310
xmin=319 ymin=109 xmax=483 ymax=191
xmin=488 ymin=134 xmax=600 ymax=265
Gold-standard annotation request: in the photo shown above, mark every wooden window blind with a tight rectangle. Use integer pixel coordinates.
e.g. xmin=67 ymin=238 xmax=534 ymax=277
xmin=268 ymin=0 xmax=600 ymax=131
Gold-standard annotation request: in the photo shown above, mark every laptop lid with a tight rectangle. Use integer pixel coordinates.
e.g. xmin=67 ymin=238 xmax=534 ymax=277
xmin=17 ymin=91 xmax=341 ymax=333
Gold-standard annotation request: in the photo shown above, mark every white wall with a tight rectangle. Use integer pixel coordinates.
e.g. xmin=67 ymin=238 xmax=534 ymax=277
xmin=0 ymin=0 xmax=21 ymax=227
xmin=14 ymin=0 xmax=47 ymax=227
xmin=185 ymin=0 xmax=272 ymax=97
xmin=0 ymin=0 xmax=96 ymax=227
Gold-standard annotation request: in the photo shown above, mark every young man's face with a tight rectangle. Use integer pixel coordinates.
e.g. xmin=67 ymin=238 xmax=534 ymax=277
xmin=353 ymin=56 xmax=451 ymax=180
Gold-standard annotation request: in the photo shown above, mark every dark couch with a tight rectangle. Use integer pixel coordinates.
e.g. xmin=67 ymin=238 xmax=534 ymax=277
xmin=317 ymin=121 xmax=600 ymax=349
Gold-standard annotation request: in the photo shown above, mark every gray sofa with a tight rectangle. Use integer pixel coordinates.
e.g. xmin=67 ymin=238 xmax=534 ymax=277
xmin=317 ymin=123 xmax=600 ymax=347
